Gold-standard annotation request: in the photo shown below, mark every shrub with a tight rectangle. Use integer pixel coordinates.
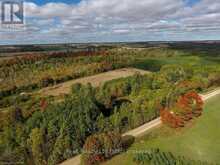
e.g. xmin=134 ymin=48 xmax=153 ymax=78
xmin=121 ymin=135 xmax=135 ymax=150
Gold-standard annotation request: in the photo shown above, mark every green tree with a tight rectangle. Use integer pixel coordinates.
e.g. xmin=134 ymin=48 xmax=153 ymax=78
xmin=28 ymin=128 xmax=46 ymax=165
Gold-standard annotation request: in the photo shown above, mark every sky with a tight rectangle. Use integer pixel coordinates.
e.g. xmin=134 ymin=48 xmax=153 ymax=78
xmin=0 ymin=0 xmax=220 ymax=45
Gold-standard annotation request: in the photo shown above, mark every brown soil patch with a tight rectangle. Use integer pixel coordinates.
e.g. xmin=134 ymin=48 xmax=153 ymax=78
xmin=39 ymin=68 xmax=150 ymax=97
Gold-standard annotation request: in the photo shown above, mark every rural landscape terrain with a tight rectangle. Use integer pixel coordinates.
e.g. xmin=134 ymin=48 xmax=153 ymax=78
xmin=0 ymin=42 xmax=220 ymax=165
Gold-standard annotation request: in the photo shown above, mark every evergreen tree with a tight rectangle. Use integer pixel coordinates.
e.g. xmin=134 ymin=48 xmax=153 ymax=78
xmin=28 ymin=128 xmax=46 ymax=165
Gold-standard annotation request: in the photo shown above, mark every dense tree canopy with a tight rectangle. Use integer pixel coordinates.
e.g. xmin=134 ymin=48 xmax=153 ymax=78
xmin=0 ymin=46 xmax=220 ymax=164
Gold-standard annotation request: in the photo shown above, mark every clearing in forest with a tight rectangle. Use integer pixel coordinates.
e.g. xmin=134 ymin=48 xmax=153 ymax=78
xmin=39 ymin=68 xmax=150 ymax=96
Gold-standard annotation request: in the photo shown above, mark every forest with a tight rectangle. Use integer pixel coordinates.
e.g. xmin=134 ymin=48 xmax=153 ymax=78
xmin=0 ymin=43 xmax=220 ymax=165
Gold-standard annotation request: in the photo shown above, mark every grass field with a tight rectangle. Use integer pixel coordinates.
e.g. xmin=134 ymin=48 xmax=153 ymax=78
xmin=104 ymin=94 xmax=220 ymax=165
xmin=132 ymin=55 xmax=220 ymax=71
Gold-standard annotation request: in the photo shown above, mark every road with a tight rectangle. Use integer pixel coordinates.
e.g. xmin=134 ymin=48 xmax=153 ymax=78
xmin=59 ymin=89 xmax=220 ymax=165
xmin=200 ymin=88 xmax=220 ymax=101
xmin=122 ymin=117 xmax=162 ymax=137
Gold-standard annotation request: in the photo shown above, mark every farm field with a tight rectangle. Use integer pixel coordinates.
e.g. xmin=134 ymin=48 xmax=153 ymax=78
xmin=38 ymin=68 xmax=150 ymax=96
xmin=104 ymin=94 xmax=220 ymax=165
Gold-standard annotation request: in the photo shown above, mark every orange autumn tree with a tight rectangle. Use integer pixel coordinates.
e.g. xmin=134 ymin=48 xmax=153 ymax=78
xmin=82 ymin=131 xmax=122 ymax=165
xmin=161 ymin=91 xmax=204 ymax=128
xmin=160 ymin=108 xmax=184 ymax=128
xmin=40 ymin=99 xmax=48 ymax=112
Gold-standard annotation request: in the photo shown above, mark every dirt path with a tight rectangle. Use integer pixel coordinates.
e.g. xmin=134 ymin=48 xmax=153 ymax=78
xmin=59 ymin=89 xmax=220 ymax=165
xmin=39 ymin=68 xmax=150 ymax=97
xmin=200 ymin=88 xmax=220 ymax=101
xmin=122 ymin=117 xmax=162 ymax=137
xmin=60 ymin=155 xmax=81 ymax=165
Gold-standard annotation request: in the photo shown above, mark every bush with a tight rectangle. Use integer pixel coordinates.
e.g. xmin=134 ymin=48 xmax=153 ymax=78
xmin=121 ymin=135 xmax=135 ymax=150
xmin=82 ymin=131 xmax=122 ymax=165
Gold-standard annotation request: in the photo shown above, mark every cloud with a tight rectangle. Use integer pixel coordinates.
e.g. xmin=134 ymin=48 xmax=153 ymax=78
xmin=25 ymin=2 xmax=73 ymax=18
xmin=1 ymin=0 xmax=220 ymax=44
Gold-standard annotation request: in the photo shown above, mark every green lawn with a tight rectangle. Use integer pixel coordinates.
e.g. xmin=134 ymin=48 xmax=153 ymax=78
xmin=104 ymin=94 xmax=220 ymax=165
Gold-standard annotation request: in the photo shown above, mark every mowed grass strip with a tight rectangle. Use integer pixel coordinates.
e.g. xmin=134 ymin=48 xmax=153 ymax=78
xmin=104 ymin=94 xmax=220 ymax=165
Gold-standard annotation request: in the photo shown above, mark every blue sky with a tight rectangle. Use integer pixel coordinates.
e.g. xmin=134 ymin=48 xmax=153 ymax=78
xmin=185 ymin=0 xmax=201 ymax=6
xmin=30 ymin=0 xmax=200 ymax=6
xmin=0 ymin=0 xmax=220 ymax=45
xmin=28 ymin=0 xmax=81 ymax=5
